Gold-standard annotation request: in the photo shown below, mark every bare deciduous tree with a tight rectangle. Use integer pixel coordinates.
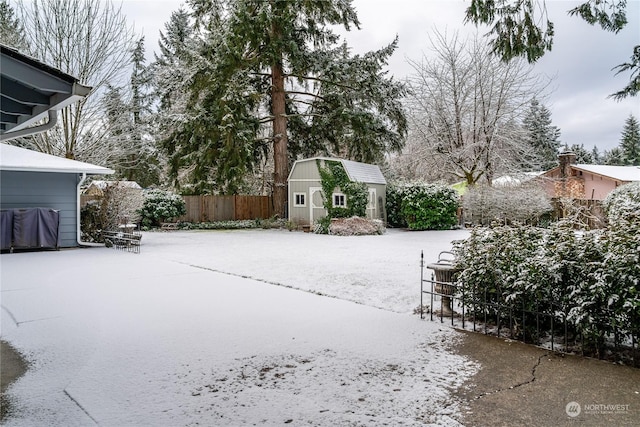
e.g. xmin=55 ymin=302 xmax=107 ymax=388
xmin=17 ymin=0 xmax=136 ymax=164
xmin=396 ymin=30 xmax=548 ymax=185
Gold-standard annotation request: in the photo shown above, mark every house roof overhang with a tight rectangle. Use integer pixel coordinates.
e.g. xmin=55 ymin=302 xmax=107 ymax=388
xmin=541 ymin=164 xmax=640 ymax=183
xmin=0 ymin=44 xmax=92 ymax=140
xmin=0 ymin=143 xmax=114 ymax=175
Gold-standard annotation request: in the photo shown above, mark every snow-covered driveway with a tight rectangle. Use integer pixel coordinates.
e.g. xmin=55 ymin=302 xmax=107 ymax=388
xmin=1 ymin=228 xmax=477 ymax=426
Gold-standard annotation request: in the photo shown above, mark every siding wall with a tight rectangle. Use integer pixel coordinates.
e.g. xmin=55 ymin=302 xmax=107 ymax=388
xmin=1 ymin=171 xmax=79 ymax=247
xmin=542 ymin=169 xmax=625 ymax=201
xmin=288 ymin=159 xmax=324 ymax=224
xmin=288 ymin=159 xmax=387 ymax=225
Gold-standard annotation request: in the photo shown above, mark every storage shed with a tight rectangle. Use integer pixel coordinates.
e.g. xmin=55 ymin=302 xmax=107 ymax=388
xmin=288 ymin=157 xmax=387 ymax=225
xmin=1 ymin=144 xmax=113 ymax=249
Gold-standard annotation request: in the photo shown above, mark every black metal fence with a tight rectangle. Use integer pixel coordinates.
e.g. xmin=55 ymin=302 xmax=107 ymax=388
xmin=420 ymin=251 xmax=639 ymax=367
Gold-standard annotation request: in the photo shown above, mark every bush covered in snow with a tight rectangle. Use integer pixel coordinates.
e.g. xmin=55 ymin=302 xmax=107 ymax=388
xmin=327 ymin=217 xmax=385 ymax=236
xmin=177 ymin=218 xmax=287 ymax=230
xmin=385 ymin=184 xmax=407 ymax=228
xmin=462 ymin=182 xmax=552 ymax=226
xmin=603 ymin=181 xmax=640 ymax=224
xmin=454 ymin=215 xmax=639 ymax=362
xmin=80 ymin=182 xmax=145 ymax=242
xmin=387 ymin=183 xmax=458 ymax=230
xmin=138 ymin=189 xmax=186 ymax=228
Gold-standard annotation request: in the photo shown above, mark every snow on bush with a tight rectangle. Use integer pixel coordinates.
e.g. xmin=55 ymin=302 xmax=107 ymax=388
xmin=328 ymin=217 xmax=385 ymax=236
xmin=463 ymin=182 xmax=552 ymax=225
xmin=603 ymin=181 xmax=640 ymax=224
xmin=80 ymin=182 xmax=145 ymax=241
xmin=387 ymin=183 xmax=458 ymax=230
xmin=454 ymin=216 xmax=639 ymax=363
xmin=139 ymin=189 xmax=186 ymax=228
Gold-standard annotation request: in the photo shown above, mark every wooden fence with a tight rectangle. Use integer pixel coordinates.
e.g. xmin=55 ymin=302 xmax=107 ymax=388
xmin=178 ymin=195 xmax=274 ymax=223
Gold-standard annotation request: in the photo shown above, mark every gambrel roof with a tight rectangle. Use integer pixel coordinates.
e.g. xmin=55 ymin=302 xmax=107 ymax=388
xmin=289 ymin=157 xmax=387 ymax=185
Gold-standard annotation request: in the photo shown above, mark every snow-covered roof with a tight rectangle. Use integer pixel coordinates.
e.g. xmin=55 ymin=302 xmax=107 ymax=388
xmin=0 ymin=143 xmax=114 ymax=175
xmin=572 ymin=164 xmax=640 ymax=182
xmin=340 ymin=159 xmax=387 ymax=185
xmin=493 ymin=171 xmax=545 ymax=186
xmin=289 ymin=157 xmax=387 ymax=185
xmin=88 ymin=180 xmax=142 ymax=190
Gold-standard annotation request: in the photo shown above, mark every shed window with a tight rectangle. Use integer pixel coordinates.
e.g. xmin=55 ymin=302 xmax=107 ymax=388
xmin=333 ymin=193 xmax=346 ymax=208
xmin=293 ymin=192 xmax=306 ymax=207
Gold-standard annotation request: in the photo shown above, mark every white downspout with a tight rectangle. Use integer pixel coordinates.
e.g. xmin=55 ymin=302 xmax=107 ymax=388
xmin=77 ymin=172 xmax=88 ymax=246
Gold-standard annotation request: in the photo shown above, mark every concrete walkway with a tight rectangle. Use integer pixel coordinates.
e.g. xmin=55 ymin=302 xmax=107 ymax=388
xmin=454 ymin=330 xmax=640 ymax=426
xmin=1 ymin=340 xmax=28 ymax=421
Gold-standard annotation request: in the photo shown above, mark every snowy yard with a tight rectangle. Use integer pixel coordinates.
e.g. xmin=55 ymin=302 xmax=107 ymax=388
xmin=1 ymin=228 xmax=478 ymax=426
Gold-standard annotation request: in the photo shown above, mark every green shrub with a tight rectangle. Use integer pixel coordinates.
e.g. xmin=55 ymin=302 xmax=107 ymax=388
xmin=386 ymin=184 xmax=407 ymax=228
xmin=138 ymin=189 xmax=186 ymax=228
xmin=314 ymin=216 xmax=332 ymax=234
xmin=453 ymin=212 xmax=639 ymax=361
xmin=603 ymin=181 xmax=640 ymax=224
xmin=178 ymin=220 xmax=259 ymax=230
xmin=398 ymin=183 xmax=458 ymax=230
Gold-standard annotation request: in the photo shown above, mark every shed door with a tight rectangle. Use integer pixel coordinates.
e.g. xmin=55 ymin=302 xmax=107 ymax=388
xmin=309 ymin=187 xmax=325 ymax=224
xmin=367 ymin=188 xmax=376 ymax=219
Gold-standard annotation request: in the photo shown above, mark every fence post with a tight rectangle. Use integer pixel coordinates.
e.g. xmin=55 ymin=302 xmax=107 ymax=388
xmin=419 ymin=251 xmax=423 ymax=319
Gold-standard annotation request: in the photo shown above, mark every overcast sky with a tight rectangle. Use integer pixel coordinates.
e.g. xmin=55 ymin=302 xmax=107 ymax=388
xmin=121 ymin=0 xmax=640 ymax=153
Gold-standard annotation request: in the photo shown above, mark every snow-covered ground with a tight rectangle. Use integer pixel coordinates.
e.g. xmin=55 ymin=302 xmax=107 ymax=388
xmin=1 ymin=228 xmax=478 ymax=426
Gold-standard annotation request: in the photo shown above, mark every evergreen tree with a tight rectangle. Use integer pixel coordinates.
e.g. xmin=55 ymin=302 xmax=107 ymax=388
xmin=591 ymin=146 xmax=602 ymax=165
xmin=603 ymin=147 xmax=625 ymax=165
xmin=0 ymin=0 xmax=26 ymax=50
xmin=619 ymin=114 xmax=640 ymax=165
xmin=153 ymin=8 xmax=193 ymax=112
xmin=126 ymin=37 xmax=161 ymax=187
xmin=566 ymin=143 xmax=594 ymax=164
xmin=164 ymin=0 xmax=407 ymax=214
xmin=522 ymin=98 xmax=561 ymax=170
xmin=102 ymin=39 xmax=161 ymax=188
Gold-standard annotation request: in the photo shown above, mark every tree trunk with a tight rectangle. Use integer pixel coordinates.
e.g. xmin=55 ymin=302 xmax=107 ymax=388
xmin=271 ymin=53 xmax=288 ymax=218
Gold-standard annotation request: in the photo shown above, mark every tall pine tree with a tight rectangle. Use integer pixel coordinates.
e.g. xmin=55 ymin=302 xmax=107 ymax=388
xmin=619 ymin=114 xmax=640 ymax=165
xmin=522 ymin=98 xmax=561 ymax=170
xmin=163 ymin=0 xmax=407 ymax=215
xmin=153 ymin=8 xmax=194 ymax=113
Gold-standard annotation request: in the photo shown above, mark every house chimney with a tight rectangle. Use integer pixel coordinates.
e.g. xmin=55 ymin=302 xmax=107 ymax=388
xmin=558 ymin=151 xmax=576 ymax=178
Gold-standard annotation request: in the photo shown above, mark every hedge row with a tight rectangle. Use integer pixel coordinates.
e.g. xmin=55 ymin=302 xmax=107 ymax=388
xmin=452 ymin=183 xmax=640 ymax=362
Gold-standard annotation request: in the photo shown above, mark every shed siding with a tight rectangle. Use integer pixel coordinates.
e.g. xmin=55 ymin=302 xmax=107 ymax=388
xmin=289 ymin=159 xmax=323 ymax=181
xmin=288 ymin=158 xmax=387 ymax=225
xmin=0 ymin=171 xmax=78 ymax=247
